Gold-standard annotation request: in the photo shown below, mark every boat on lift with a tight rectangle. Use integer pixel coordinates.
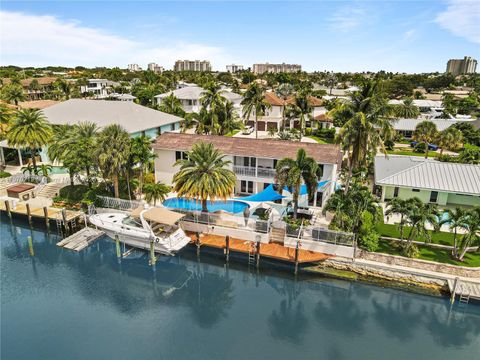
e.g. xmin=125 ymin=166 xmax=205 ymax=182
xmin=88 ymin=206 xmax=191 ymax=255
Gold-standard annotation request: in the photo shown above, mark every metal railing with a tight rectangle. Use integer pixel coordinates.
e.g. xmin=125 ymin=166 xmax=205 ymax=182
xmin=232 ymin=165 xmax=276 ymax=179
xmin=0 ymin=174 xmax=47 ymax=184
xmin=96 ymin=196 xmax=143 ymax=211
xmin=301 ymin=227 xmax=355 ymax=246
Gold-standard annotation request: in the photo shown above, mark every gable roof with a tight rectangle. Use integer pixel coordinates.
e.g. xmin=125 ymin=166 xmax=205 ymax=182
xmin=286 ymin=95 xmax=324 ymax=107
xmin=264 ymin=92 xmax=285 ymax=106
xmin=374 ymin=155 xmax=480 ymax=195
xmin=153 ymin=133 xmax=342 ymax=165
xmin=41 ymin=99 xmax=183 ymax=134
xmin=155 ymin=86 xmax=242 ymax=102
xmin=392 ymin=118 xmax=467 ymax=132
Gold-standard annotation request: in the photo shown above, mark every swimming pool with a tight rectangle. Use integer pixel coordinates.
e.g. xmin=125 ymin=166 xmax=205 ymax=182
xmin=163 ymin=197 xmax=249 ymax=213
xmin=48 ymin=166 xmax=69 ymax=175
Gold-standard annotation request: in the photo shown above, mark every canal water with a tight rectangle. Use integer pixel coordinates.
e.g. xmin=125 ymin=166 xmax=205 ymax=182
xmin=1 ymin=217 xmax=479 ymax=360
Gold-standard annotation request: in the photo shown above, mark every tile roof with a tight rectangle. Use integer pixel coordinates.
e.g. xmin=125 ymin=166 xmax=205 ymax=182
xmin=374 ymin=155 xmax=480 ymax=195
xmin=264 ymin=92 xmax=285 ymax=106
xmin=153 ymin=133 xmax=342 ymax=165
xmin=313 ymin=114 xmax=333 ymax=122
xmin=286 ymin=95 xmax=324 ymax=107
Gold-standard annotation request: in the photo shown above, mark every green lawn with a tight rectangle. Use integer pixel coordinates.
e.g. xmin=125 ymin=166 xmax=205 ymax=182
xmin=387 ymin=149 xmax=437 ymax=158
xmin=376 ymin=223 xmax=455 ymax=246
xmin=308 ymin=135 xmax=334 ymax=144
xmin=225 ymin=130 xmax=240 ymax=137
xmin=377 ymin=239 xmax=480 ymax=267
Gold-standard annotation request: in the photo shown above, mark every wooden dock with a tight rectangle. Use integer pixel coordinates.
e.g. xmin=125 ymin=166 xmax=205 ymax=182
xmin=1 ymin=201 xmax=83 ymax=222
xmin=56 ymin=227 xmax=105 ymax=252
xmin=188 ymin=232 xmax=331 ymax=263
xmin=448 ymin=278 xmax=480 ymax=304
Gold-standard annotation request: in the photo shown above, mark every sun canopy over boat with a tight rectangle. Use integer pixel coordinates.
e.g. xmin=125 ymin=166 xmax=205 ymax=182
xmin=131 ymin=207 xmax=185 ymax=225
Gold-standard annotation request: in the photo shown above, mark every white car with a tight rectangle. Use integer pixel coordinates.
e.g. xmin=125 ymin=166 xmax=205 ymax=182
xmin=242 ymin=126 xmax=254 ymax=135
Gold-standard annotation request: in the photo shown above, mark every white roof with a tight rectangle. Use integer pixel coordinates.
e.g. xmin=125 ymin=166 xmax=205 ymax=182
xmin=41 ymin=99 xmax=183 ymax=134
xmin=392 ymin=118 xmax=464 ymax=132
xmin=374 ymin=155 xmax=480 ymax=195
xmin=155 ymin=86 xmax=242 ymax=102
xmin=389 ymin=99 xmax=443 ymax=108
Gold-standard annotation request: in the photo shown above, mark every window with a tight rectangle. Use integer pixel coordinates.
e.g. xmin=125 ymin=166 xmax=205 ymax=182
xmin=316 ymin=191 xmax=323 ymax=207
xmin=248 ymin=181 xmax=254 ymax=193
xmin=317 ymin=164 xmax=324 ymax=178
xmin=170 ymin=123 xmax=175 ymax=131
xmin=243 ymin=157 xmax=256 ymax=167
xmin=412 ymin=189 xmax=420 ymax=192
xmin=430 ymin=191 xmax=438 ymax=203
xmin=394 ymin=187 xmax=399 ymax=197
xmin=157 ymin=127 xmax=162 ymax=136
xmin=175 ymin=151 xmax=188 ymax=161
xmin=240 ymin=180 xmax=254 ymax=194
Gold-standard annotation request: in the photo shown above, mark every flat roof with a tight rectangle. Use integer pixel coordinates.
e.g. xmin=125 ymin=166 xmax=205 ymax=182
xmin=41 ymin=99 xmax=183 ymax=134
xmin=153 ymin=133 xmax=342 ymax=165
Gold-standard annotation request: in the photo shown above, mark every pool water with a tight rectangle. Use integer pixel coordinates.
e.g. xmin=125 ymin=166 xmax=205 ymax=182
xmin=48 ymin=166 xmax=69 ymax=175
xmin=163 ymin=197 xmax=249 ymax=213
xmin=1 ymin=217 xmax=480 ymax=360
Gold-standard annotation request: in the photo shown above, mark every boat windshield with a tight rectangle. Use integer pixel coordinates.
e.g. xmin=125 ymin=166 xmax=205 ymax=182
xmin=122 ymin=216 xmax=143 ymax=228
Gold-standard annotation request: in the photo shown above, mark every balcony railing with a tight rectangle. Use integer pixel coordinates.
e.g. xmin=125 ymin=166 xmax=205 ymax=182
xmin=233 ymin=166 xmax=275 ymax=179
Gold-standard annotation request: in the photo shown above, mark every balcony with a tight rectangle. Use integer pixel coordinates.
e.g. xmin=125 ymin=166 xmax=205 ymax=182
xmin=233 ymin=166 xmax=276 ymax=179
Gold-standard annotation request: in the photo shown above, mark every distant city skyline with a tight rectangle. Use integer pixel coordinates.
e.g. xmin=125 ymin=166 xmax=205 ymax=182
xmin=1 ymin=1 xmax=479 ymax=73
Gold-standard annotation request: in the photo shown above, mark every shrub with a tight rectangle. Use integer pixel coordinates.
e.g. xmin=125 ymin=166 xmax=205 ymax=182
xmin=314 ymin=128 xmax=335 ymax=139
xmin=384 ymin=139 xmax=395 ymax=151
xmin=59 ymin=185 xmax=89 ymax=202
xmin=359 ymin=232 xmax=379 ymax=252
xmin=304 ymin=128 xmax=313 ymax=136
xmin=144 ymin=172 xmax=155 ymax=184
xmin=358 ymin=210 xmax=380 ymax=251
xmin=0 ymin=171 xmax=11 ymax=178
xmin=414 ymin=142 xmax=426 ymax=153
xmin=401 ymin=243 xmax=419 ymax=258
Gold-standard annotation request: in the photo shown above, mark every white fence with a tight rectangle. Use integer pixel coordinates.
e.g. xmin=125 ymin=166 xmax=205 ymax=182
xmin=0 ymin=174 xmax=47 ymax=184
xmin=96 ymin=196 xmax=143 ymax=211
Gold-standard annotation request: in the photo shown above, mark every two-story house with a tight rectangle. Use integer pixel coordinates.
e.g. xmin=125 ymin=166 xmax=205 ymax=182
xmin=153 ymin=133 xmax=342 ymax=208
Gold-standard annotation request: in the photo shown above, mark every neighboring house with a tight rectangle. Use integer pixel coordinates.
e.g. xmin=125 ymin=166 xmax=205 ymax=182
xmin=2 ymin=77 xmax=58 ymax=100
xmin=389 ymin=99 xmax=444 ymax=116
xmin=154 ymin=86 xmax=243 ymax=114
xmin=80 ymin=79 xmax=120 ymax=97
xmin=374 ymin=155 xmax=480 ymax=207
xmin=392 ymin=118 xmax=473 ymax=139
xmin=153 ymin=133 xmax=342 ymax=208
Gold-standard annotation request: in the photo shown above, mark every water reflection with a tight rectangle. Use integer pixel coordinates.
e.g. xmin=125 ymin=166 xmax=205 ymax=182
xmin=268 ymin=299 xmax=308 ymax=344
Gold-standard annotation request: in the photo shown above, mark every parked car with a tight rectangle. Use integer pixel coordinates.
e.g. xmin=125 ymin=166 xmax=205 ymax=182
xmin=242 ymin=126 xmax=254 ymax=135
xmin=410 ymin=141 xmax=438 ymax=151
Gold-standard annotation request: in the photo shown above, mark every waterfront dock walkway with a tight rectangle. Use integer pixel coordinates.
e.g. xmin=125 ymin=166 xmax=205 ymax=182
xmin=57 ymin=227 xmax=105 ymax=252
xmin=447 ymin=279 xmax=480 ymax=302
xmin=1 ymin=202 xmax=83 ymax=222
xmin=189 ymin=232 xmax=331 ymax=263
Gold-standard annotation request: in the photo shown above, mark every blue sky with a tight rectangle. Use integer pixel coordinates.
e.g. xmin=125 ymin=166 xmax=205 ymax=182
xmin=1 ymin=1 xmax=479 ymax=73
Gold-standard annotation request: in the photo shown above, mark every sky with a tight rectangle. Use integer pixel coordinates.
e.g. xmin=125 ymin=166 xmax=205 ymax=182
xmin=1 ymin=0 xmax=479 ymax=73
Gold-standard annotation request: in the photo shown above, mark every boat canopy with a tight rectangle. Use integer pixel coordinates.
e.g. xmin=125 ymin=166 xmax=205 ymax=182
xmin=132 ymin=207 xmax=185 ymax=225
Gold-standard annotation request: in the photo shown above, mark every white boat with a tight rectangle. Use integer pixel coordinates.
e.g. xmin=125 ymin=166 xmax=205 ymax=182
xmin=88 ymin=207 xmax=191 ymax=255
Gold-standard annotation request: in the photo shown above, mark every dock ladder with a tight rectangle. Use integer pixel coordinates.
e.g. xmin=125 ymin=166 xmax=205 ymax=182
xmin=459 ymin=292 xmax=471 ymax=304
xmin=248 ymin=242 xmax=256 ymax=266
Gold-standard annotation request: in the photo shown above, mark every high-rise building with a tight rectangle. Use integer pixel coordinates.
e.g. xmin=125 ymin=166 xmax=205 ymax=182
xmin=226 ymin=64 xmax=244 ymax=73
xmin=252 ymin=63 xmax=301 ymax=74
xmin=446 ymin=56 xmax=477 ymax=76
xmin=147 ymin=63 xmax=165 ymax=73
xmin=127 ymin=63 xmax=142 ymax=72
xmin=174 ymin=60 xmax=211 ymax=72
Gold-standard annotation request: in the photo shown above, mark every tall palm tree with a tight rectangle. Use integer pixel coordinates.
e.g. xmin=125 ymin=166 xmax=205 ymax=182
xmin=275 ymin=83 xmax=294 ymax=130
xmin=143 ymin=182 xmax=170 ymax=206
xmin=200 ymin=82 xmax=226 ymax=135
xmin=385 ymin=198 xmax=419 ymax=240
xmin=275 ymin=148 xmax=319 ymax=219
xmin=7 ymin=108 xmax=52 ymax=171
xmin=241 ymin=83 xmax=271 ymax=139
xmin=287 ymin=91 xmax=312 ymax=141
xmin=173 ymin=142 xmax=236 ymax=212
xmin=0 ymin=103 xmax=13 ymax=140
xmin=405 ymin=201 xmax=439 ymax=246
xmin=158 ymin=93 xmax=185 ymax=117
xmin=217 ymin=100 xmax=241 ymax=135
xmin=72 ymin=122 xmax=98 ymax=187
xmin=457 ymin=207 xmax=480 ymax=261
xmin=442 ymin=207 xmax=467 ymax=259
xmin=47 ymin=125 xmax=80 ymax=187
xmin=130 ymin=135 xmax=156 ymax=195
xmin=437 ymin=127 xmax=463 ymax=155
xmin=96 ymin=124 xmax=131 ymax=198
xmin=413 ymin=121 xmax=438 ymax=159
xmin=180 ymin=112 xmax=199 ymax=133
xmin=394 ymin=98 xmax=420 ymax=118
xmin=2 ymin=84 xmax=25 ymax=106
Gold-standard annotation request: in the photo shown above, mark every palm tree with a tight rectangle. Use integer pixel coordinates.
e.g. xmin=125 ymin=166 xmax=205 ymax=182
xmin=72 ymin=122 xmax=98 ymax=187
xmin=413 ymin=121 xmax=438 ymax=159
xmin=0 ymin=103 xmax=13 ymax=140
xmin=287 ymin=91 xmax=312 ymax=141
xmin=180 ymin=112 xmax=199 ymax=133
xmin=394 ymin=98 xmax=420 ymax=118
xmin=326 ymin=72 xmax=337 ymax=96
xmin=130 ymin=135 xmax=156 ymax=195
xmin=35 ymin=163 xmax=52 ymax=177
xmin=442 ymin=207 xmax=467 ymax=259
xmin=385 ymin=198 xmax=419 ymax=240
xmin=437 ymin=127 xmax=463 ymax=155
xmin=173 ymin=142 xmax=236 ymax=212
xmin=47 ymin=125 xmax=80 ymax=187
xmin=21 ymin=164 xmax=35 ymax=176
xmin=96 ymin=124 xmax=131 ymax=198
xmin=1 ymin=84 xmax=25 ymax=106
xmin=241 ymin=83 xmax=271 ymax=139
xmin=200 ymin=82 xmax=226 ymax=134
xmin=275 ymin=149 xmax=319 ymax=219
xmin=457 ymin=207 xmax=480 ymax=261
xmin=7 ymin=108 xmax=52 ymax=171
xmin=158 ymin=93 xmax=185 ymax=117
xmin=217 ymin=101 xmax=241 ymax=135
xmin=404 ymin=201 xmax=439 ymax=246
xmin=143 ymin=182 xmax=170 ymax=206
xmin=275 ymin=83 xmax=294 ymax=130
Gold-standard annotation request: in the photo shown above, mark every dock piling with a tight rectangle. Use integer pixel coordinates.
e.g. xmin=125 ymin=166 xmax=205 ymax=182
xmin=27 ymin=236 xmax=34 ymax=256
xmin=225 ymin=235 xmax=230 ymax=262
xmin=115 ymin=234 xmax=121 ymax=259
xmin=61 ymin=208 xmax=68 ymax=235
xmin=43 ymin=206 xmax=50 ymax=229
xmin=4 ymin=200 xmax=11 ymax=218
xmin=195 ymin=232 xmax=201 ymax=256
xmin=294 ymin=241 xmax=300 ymax=275
xmin=26 ymin=203 xmax=32 ymax=226
xmin=150 ymin=240 xmax=156 ymax=266
xmin=256 ymin=241 xmax=261 ymax=268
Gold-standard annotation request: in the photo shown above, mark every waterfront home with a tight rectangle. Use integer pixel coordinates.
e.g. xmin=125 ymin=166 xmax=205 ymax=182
xmin=389 ymin=99 xmax=443 ymax=115
xmin=153 ymin=133 xmax=342 ymax=208
xmin=374 ymin=155 xmax=480 ymax=207
xmin=392 ymin=118 xmax=472 ymax=139
xmin=154 ymin=85 xmax=243 ymax=114
xmin=1 ymin=76 xmax=58 ymax=100
xmin=79 ymin=79 xmax=120 ymax=98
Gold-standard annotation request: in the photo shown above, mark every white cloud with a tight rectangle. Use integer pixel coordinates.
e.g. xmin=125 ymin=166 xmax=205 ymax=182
xmin=328 ymin=6 xmax=366 ymax=33
xmin=435 ymin=0 xmax=480 ymax=44
xmin=0 ymin=11 xmax=232 ymax=69
xmin=403 ymin=29 xmax=416 ymax=40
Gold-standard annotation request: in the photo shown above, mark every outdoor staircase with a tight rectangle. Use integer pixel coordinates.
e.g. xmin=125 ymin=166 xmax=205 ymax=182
xmin=270 ymin=227 xmax=286 ymax=244
xmin=37 ymin=183 xmax=68 ymax=199
xmin=0 ymin=183 xmax=9 ymax=197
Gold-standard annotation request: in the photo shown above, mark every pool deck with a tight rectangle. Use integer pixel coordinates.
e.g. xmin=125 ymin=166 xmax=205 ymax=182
xmin=187 ymin=232 xmax=331 ymax=263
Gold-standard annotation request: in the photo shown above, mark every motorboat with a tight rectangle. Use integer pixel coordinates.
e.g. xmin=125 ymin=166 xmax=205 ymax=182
xmin=88 ymin=206 xmax=191 ymax=255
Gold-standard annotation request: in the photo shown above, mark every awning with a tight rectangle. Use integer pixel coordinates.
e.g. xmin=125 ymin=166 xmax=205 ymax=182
xmin=132 ymin=207 xmax=185 ymax=225
xmin=284 ymin=180 xmax=330 ymax=196
xmin=238 ymin=184 xmax=285 ymax=202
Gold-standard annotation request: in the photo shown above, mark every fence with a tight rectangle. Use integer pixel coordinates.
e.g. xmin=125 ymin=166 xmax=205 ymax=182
xmin=0 ymin=174 xmax=47 ymax=184
xmin=96 ymin=196 xmax=143 ymax=211
xmin=285 ymin=223 xmax=355 ymax=247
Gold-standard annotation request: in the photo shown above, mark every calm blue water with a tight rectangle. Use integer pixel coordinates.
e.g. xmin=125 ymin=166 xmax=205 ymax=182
xmin=163 ymin=197 xmax=249 ymax=213
xmin=1 ymin=216 xmax=479 ymax=360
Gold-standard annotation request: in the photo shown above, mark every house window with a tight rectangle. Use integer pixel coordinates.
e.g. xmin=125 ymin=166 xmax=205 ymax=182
xmin=317 ymin=164 xmax=324 ymax=178
xmin=394 ymin=187 xmax=399 ymax=197
xmin=430 ymin=191 xmax=438 ymax=203
xmin=157 ymin=127 xmax=162 ymax=135
xmin=175 ymin=151 xmax=182 ymax=161
xmin=243 ymin=157 xmax=256 ymax=167
xmin=170 ymin=123 xmax=175 ymax=131
xmin=240 ymin=180 xmax=254 ymax=194
xmin=412 ymin=189 xmax=420 ymax=192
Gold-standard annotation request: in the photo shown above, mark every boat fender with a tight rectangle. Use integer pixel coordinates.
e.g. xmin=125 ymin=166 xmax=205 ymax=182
xmin=155 ymin=237 xmax=160 ymax=243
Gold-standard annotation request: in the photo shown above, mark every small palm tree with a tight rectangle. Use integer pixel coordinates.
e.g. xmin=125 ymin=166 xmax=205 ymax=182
xmin=457 ymin=207 xmax=480 ymax=261
xmin=405 ymin=201 xmax=439 ymax=246
xmin=21 ymin=164 xmax=35 ymax=176
xmin=385 ymin=198 xmax=419 ymax=240
xmin=7 ymin=108 xmax=52 ymax=172
xmin=143 ymin=182 xmax=170 ymax=206
xmin=35 ymin=163 xmax=52 ymax=177
xmin=437 ymin=127 xmax=463 ymax=155
xmin=241 ymin=83 xmax=271 ymax=139
xmin=173 ymin=142 xmax=236 ymax=212
xmin=394 ymin=98 xmax=420 ymax=118
xmin=287 ymin=91 xmax=312 ymax=141
xmin=217 ymin=100 xmax=241 ymax=135
xmin=275 ymin=83 xmax=294 ymax=130
xmin=48 ymin=125 xmax=80 ymax=187
xmin=96 ymin=124 xmax=131 ymax=198
xmin=413 ymin=121 xmax=438 ymax=159
xmin=1 ymin=84 xmax=25 ymax=106
xmin=130 ymin=135 xmax=156 ymax=195
xmin=200 ymin=82 xmax=227 ymax=135
xmin=442 ymin=207 xmax=467 ymax=259
xmin=73 ymin=122 xmax=98 ymax=187
xmin=158 ymin=93 xmax=185 ymax=117
xmin=275 ymin=148 xmax=319 ymax=219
